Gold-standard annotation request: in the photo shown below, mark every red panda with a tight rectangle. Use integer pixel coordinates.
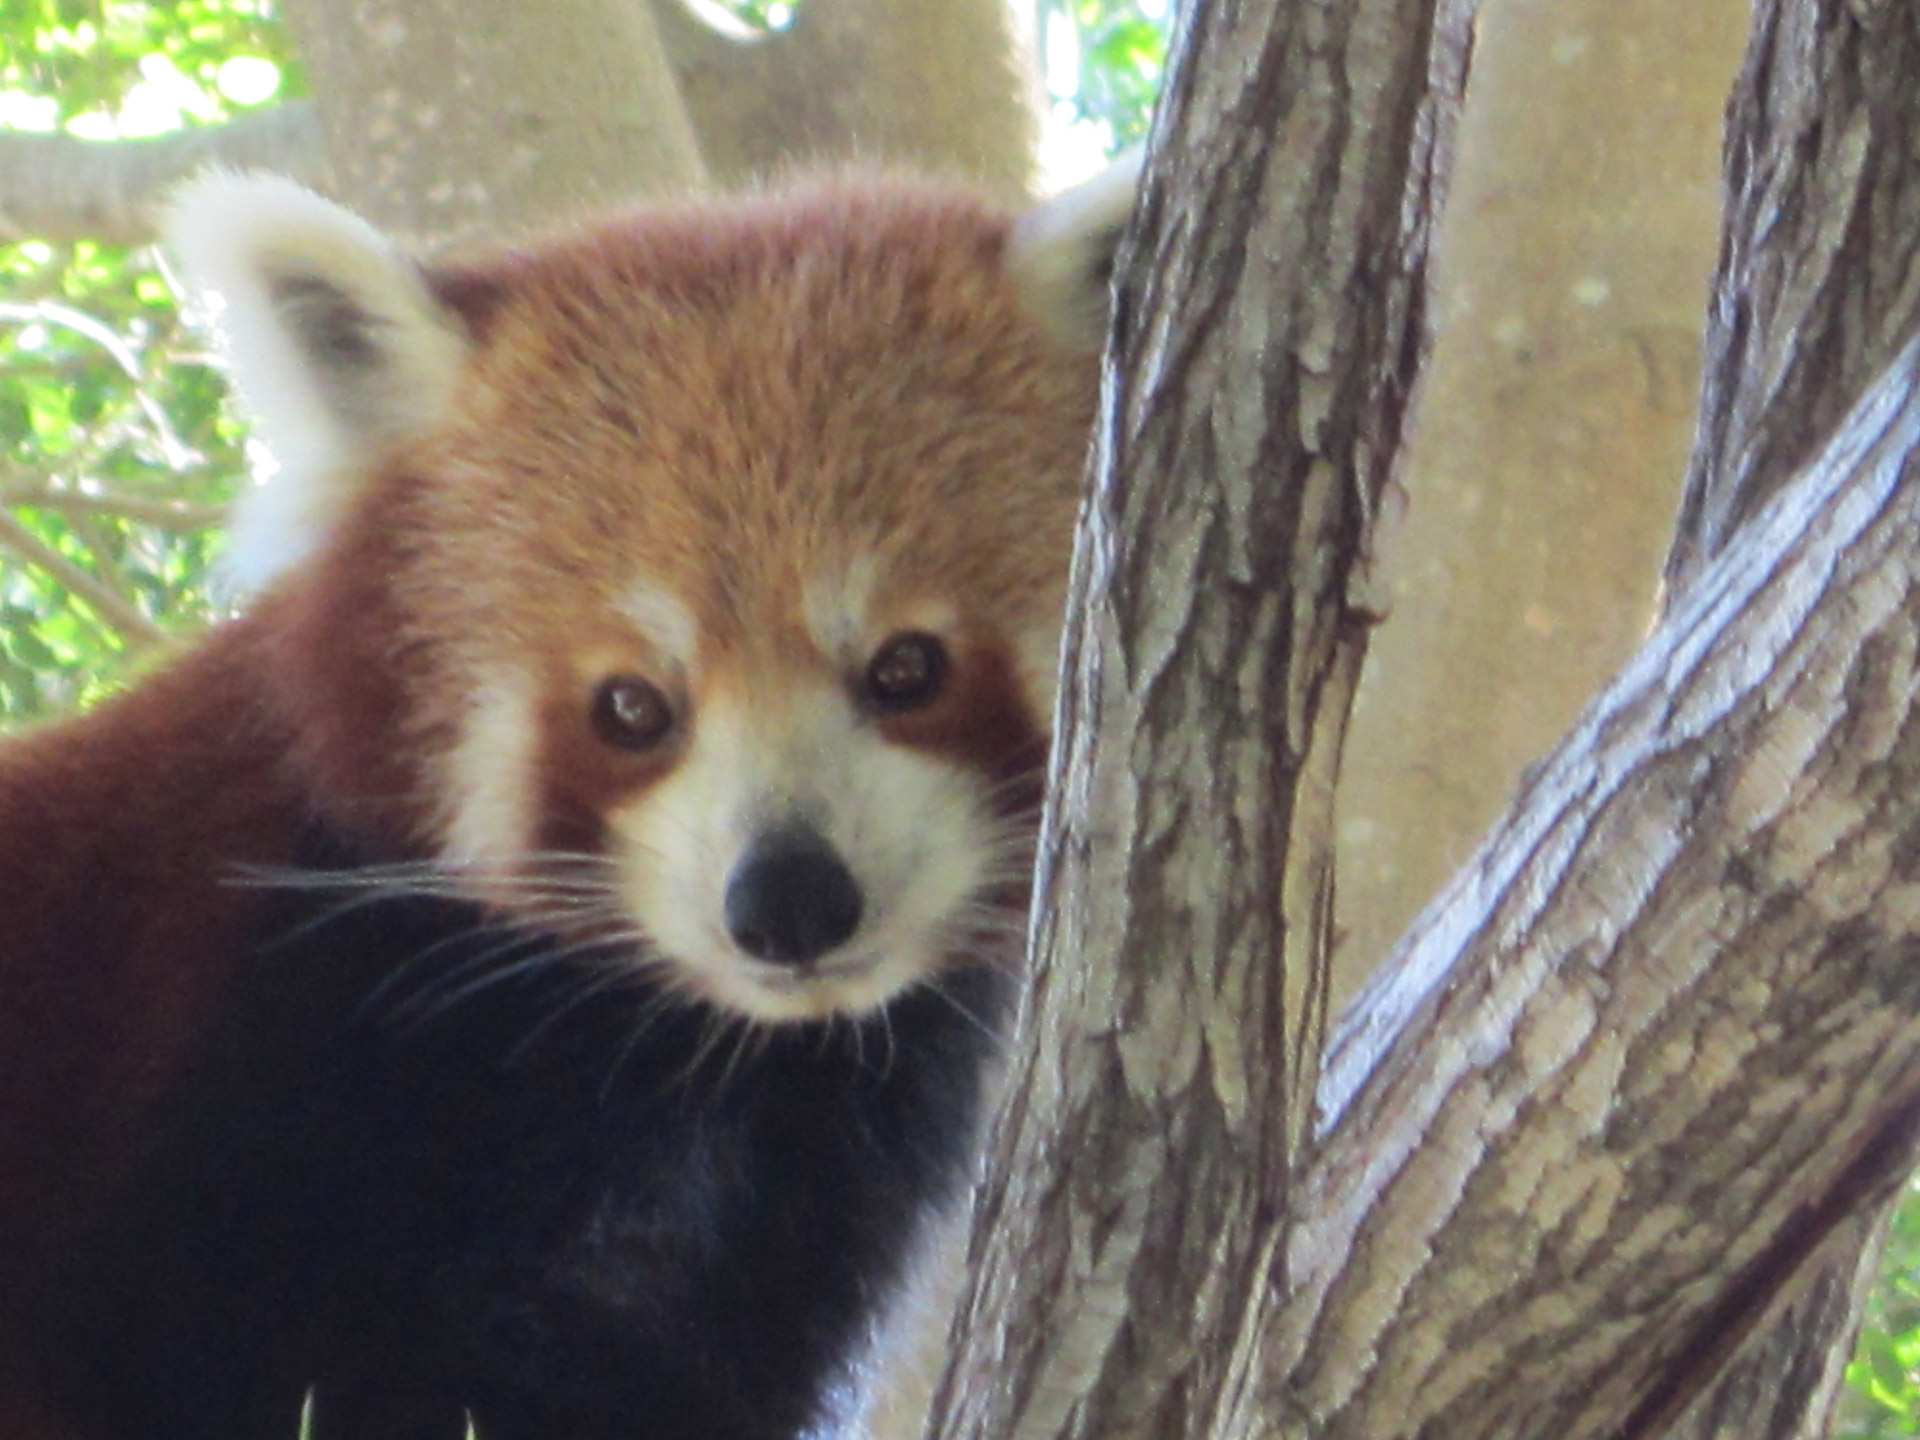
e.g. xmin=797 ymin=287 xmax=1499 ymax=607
xmin=0 ymin=159 xmax=1135 ymax=1440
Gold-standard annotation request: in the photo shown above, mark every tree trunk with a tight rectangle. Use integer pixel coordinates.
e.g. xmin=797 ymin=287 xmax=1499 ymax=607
xmin=23 ymin=0 xmax=1920 ymax=1436
xmin=929 ymin=1 xmax=1477 ymax=1436
xmin=279 ymin=0 xmax=707 ymax=245
xmin=929 ymin=0 xmax=1920 ymax=1438
xmin=1655 ymin=4 xmax=1920 ymax=1435
xmin=1333 ymin=0 xmax=1749 ymax=1005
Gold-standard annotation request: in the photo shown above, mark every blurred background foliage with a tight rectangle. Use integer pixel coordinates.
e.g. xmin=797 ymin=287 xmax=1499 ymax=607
xmin=1848 ymin=1188 xmax=1920 ymax=1437
xmin=0 ymin=0 xmax=287 ymax=717
xmin=5 ymin=4 xmax=1917 ymax=1437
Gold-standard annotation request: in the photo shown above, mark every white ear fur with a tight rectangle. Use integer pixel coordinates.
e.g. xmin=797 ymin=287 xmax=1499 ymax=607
xmin=1007 ymin=147 xmax=1142 ymax=350
xmin=164 ymin=171 xmax=472 ymax=589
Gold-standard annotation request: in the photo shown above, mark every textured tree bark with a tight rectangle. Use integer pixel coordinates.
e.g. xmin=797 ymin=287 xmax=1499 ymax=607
xmin=926 ymin=1 xmax=1477 ymax=1438
xmin=1669 ymin=0 xmax=1920 ymax=595
xmin=1654 ymin=4 xmax=1920 ymax=1436
xmin=24 ymin=2 xmax=1920 ymax=1437
xmin=1333 ymin=0 xmax=1749 ymax=1004
xmin=1287 ymin=339 xmax=1920 ymax=1439
xmin=1668 ymin=1208 xmax=1892 ymax=1440
xmin=927 ymin=0 xmax=1920 ymax=1437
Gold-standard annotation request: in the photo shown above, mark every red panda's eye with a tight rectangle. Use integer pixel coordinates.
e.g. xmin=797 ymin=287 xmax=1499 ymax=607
xmin=592 ymin=674 xmax=674 ymax=750
xmin=865 ymin=632 xmax=947 ymax=713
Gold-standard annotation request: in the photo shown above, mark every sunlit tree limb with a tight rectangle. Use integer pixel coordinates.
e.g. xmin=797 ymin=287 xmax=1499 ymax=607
xmin=0 ymin=486 xmax=226 ymax=530
xmin=0 ymin=104 xmax=327 ymax=246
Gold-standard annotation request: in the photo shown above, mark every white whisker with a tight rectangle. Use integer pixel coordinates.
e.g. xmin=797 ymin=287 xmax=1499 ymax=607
xmin=920 ymin=978 xmax=1005 ymax=1051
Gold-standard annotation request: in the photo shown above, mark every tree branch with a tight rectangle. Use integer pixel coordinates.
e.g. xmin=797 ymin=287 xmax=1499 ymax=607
xmin=0 ymin=105 xmax=327 ymax=247
xmin=927 ymin=0 xmax=1476 ymax=1436
xmin=0 ymin=486 xmax=225 ymax=530
xmin=0 ymin=510 xmax=165 ymax=647
xmin=1669 ymin=1 xmax=1920 ymax=593
xmin=1667 ymin=1207 xmax=1890 ymax=1439
xmin=1287 ymin=336 xmax=1920 ymax=1440
xmin=0 ymin=0 xmax=1047 ymax=250
xmin=1655 ymin=7 xmax=1920 ymax=1433
xmin=651 ymin=0 xmax=1040 ymax=202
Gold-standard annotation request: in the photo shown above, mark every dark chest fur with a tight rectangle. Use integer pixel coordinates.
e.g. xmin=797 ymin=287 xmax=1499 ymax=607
xmin=32 ymin=835 xmax=1010 ymax=1440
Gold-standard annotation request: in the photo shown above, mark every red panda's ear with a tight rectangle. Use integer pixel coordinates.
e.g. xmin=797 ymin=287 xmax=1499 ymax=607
xmin=164 ymin=171 xmax=473 ymax=590
xmin=1006 ymin=148 xmax=1142 ymax=352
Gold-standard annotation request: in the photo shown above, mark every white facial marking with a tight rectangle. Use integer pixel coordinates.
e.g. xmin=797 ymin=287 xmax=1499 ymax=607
xmin=441 ymin=669 xmax=541 ymax=899
xmin=620 ymin=582 xmax=699 ymax=672
xmin=892 ymin=596 xmax=960 ymax=639
xmin=802 ymin=557 xmax=876 ymax=661
xmin=615 ymin=686 xmax=1002 ymax=1023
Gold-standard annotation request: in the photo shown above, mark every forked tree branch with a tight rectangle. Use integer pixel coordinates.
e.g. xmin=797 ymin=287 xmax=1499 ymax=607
xmin=1291 ymin=336 xmax=1920 ymax=1440
xmin=928 ymin=0 xmax=1920 ymax=1435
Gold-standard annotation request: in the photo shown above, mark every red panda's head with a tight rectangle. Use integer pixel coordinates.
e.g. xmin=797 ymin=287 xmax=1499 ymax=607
xmin=167 ymin=163 xmax=1135 ymax=1023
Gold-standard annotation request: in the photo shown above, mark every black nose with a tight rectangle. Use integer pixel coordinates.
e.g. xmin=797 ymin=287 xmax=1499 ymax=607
xmin=724 ymin=827 xmax=864 ymax=966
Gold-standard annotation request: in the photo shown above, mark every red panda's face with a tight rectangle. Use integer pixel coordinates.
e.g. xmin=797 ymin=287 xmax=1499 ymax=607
xmin=433 ymin=606 xmax=1047 ymax=1022
xmin=168 ymin=171 xmax=1132 ymax=1023
xmin=437 ymin=611 xmax=1045 ymax=1023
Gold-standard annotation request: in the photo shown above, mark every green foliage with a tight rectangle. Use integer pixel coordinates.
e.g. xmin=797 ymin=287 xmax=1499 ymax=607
xmin=1 ymin=0 xmax=292 ymax=723
xmin=0 ymin=237 xmax=245 ymax=719
xmin=1 ymin=0 xmax=287 ymax=134
xmin=1839 ymin=1186 xmax=1920 ymax=1437
xmin=1052 ymin=0 xmax=1167 ymax=147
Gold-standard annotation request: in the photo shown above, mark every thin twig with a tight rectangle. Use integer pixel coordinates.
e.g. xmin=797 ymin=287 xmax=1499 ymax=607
xmin=1 ymin=485 xmax=226 ymax=530
xmin=0 ymin=300 xmax=199 ymax=469
xmin=0 ymin=509 xmax=166 ymax=648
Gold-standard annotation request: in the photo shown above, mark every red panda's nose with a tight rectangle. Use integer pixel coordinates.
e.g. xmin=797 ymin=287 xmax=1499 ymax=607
xmin=724 ymin=825 xmax=864 ymax=965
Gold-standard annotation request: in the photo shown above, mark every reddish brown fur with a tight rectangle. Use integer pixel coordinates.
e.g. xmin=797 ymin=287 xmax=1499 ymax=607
xmin=377 ymin=185 xmax=1095 ymax=832
xmin=0 ymin=617 xmax=302 ymax=1247
xmin=0 ymin=177 xmax=1101 ymax=1436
